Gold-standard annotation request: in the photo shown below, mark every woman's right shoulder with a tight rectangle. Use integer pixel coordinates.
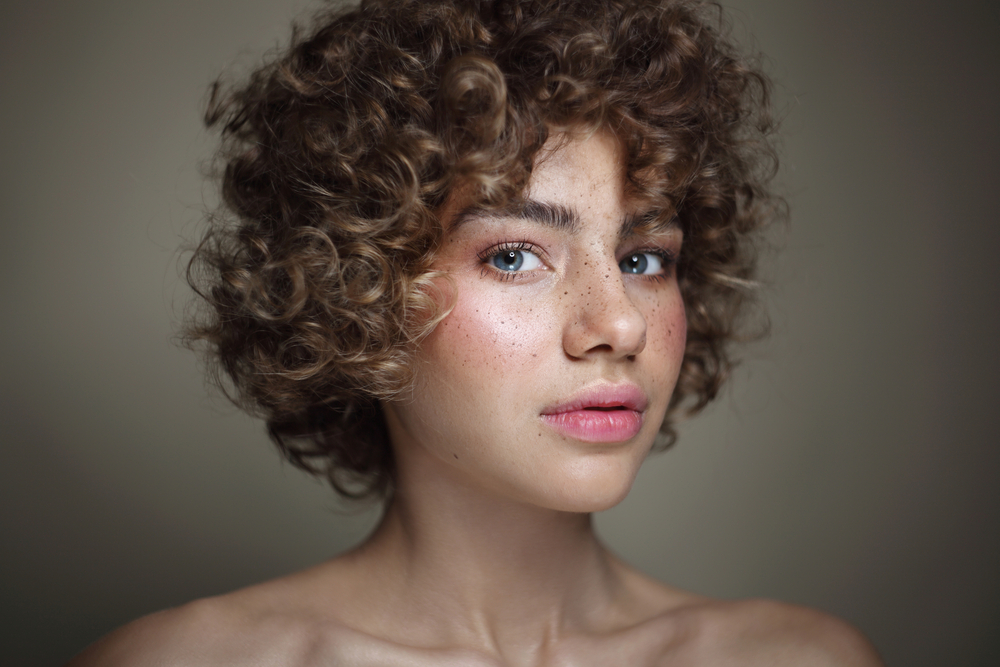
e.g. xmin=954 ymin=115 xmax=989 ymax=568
xmin=65 ymin=584 xmax=494 ymax=667
xmin=66 ymin=596 xmax=254 ymax=667
xmin=65 ymin=587 xmax=337 ymax=667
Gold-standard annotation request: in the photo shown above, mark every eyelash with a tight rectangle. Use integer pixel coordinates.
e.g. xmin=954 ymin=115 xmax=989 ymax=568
xmin=476 ymin=240 xmax=679 ymax=282
xmin=477 ymin=240 xmax=542 ymax=282
xmin=625 ymin=247 xmax=679 ymax=283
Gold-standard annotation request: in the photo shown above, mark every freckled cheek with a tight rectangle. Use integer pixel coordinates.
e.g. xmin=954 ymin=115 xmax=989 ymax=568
xmin=644 ymin=294 xmax=688 ymax=369
xmin=425 ymin=287 xmax=553 ymax=381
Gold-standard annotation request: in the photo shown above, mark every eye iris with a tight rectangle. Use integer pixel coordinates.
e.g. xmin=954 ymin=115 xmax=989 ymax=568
xmin=494 ymin=249 xmax=523 ymax=271
xmin=621 ymin=253 xmax=648 ymax=274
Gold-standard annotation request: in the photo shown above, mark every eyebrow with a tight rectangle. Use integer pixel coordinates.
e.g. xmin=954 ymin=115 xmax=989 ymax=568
xmin=621 ymin=210 xmax=680 ymax=238
xmin=450 ymin=199 xmax=677 ymax=239
xmin=451 ymin=200 xmax=581 ymax=234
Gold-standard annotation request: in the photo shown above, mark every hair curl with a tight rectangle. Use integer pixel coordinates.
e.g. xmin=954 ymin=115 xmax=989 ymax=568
xmin=186 ymin=0 xmax=780 ymax=500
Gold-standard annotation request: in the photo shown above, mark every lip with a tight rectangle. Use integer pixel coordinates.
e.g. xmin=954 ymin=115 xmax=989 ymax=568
xmin=540 ymin=383 xmax=648 ymax=443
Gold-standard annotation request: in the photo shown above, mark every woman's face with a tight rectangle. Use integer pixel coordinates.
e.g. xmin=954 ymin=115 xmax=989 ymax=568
xmin=383 ymin=131 xmax=687 ymax=512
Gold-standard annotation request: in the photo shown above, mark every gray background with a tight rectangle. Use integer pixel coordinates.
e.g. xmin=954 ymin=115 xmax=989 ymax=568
xmin=2 ymin=0 xmax=997 ymax=665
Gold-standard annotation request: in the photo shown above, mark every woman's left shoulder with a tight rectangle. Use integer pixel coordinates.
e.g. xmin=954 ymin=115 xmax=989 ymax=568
xmin=686 ymin=598 xmax=885 ymax=667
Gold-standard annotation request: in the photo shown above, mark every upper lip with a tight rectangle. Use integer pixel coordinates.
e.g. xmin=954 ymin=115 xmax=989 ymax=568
xmin=541 ymin=383 xmax=648 ymax=415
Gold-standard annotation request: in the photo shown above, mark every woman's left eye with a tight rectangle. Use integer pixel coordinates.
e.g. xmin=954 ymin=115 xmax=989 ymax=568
xmin=488 ymin=247 xmax=544 ymax=272
xmin=619 ymin=252 xmax=668 ymax=275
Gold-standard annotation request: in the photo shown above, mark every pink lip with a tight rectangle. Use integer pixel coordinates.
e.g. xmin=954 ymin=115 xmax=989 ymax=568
xmin=540 ymin=384 xmax=648 ymax=443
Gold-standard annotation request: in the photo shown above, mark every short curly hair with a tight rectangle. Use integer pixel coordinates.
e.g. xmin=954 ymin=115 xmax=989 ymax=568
xmin=186 ymin=0 xmax=779 ymax=500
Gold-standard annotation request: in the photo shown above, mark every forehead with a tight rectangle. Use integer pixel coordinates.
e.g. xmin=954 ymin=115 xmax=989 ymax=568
xmin=527 ymin=130 xmax=628 ymax=212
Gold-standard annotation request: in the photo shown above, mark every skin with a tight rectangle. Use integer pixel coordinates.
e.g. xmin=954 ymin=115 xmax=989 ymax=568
xmin=68 ymin=131 xmax=885 ymax=667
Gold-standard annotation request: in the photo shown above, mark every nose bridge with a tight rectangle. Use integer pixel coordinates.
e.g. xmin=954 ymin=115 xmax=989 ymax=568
xmin=562 ymin=252 xmax=647 ymax=359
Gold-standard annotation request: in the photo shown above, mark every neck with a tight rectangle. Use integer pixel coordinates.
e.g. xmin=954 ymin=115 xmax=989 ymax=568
xmin=347 ymin=457 xmax=626 ymax=659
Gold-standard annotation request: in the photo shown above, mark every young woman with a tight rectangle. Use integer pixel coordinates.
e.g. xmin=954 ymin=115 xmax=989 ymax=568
xmin=70 ymin=0 xmax=884 ymax=664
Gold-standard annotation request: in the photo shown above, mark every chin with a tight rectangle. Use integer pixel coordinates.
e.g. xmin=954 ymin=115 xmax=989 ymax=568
xmin=535 ymin=461 xmax=641 ymax=514
xmin=546 ymin=488 xmax=634 ymax=514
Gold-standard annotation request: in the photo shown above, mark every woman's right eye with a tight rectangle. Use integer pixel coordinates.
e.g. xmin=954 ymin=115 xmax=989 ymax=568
xmin=487 ymin=247 xmax=543 ymax=272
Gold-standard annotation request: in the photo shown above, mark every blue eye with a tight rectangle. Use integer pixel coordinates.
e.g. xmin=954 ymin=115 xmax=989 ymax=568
xmin=489 ymin=248 xmax=543 ymax=272
xmin=619 ymin=252 xmax=665 ymax=275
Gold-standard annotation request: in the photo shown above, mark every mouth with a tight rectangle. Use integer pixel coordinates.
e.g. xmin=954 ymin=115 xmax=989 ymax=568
xmin=540 ymin=383 xmax=647 ymax=443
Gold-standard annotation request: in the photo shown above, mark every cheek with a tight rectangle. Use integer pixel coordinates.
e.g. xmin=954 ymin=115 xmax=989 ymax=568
xmin=425 ymin=284 xmax=553 ymax=382
xmin=641 ymin=290 xmax=688 ymax=388
xmin=406 ymin=284 xmax=557 ymax=462
xmin=662 ymin=297 xmax=688 ymax=357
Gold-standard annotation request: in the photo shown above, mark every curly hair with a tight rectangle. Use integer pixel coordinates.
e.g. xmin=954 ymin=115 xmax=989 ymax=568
xmin=186 ymin=0 xmax=779 ymax=500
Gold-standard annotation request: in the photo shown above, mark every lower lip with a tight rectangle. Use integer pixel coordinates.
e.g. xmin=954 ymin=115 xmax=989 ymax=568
xmin=540 ymin=409 xmax=644 ymax=443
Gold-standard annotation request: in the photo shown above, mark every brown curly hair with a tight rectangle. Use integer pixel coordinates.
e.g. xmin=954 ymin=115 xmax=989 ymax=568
xmin=186 ymin=0 xmax=779 ymax=500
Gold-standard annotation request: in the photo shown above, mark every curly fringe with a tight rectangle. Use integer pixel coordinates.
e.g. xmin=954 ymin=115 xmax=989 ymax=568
xmin=185 ymin=0 xmax=781 ymax=500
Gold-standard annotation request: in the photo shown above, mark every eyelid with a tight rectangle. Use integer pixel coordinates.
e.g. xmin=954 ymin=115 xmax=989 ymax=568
xmin=477 ymin=239 xmax=549 ymax=280
xmin=476 ymin=240 xmax=548 ymax=264
xmin=622 ymin=226 xmax=681 ymax=256
xmin=620 ymin=245 xmax=679 ymax=265
xmin=618 ymin=246 xmax=679 ymax=281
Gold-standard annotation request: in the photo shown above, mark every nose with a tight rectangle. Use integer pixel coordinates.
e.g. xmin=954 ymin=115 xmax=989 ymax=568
xmin=562 ymin=264 xmax=647 ymax=361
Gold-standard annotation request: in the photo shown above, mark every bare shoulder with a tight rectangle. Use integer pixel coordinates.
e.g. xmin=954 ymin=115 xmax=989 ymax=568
xmin=64 ymin=584 xmax=338 ymax=667
xmin=681 ymin=598 xmax=885 ymax=667
xmin=599 ymin=562 xmax=884 ymax=667
xmin=63 ymin=568 xmax=486 ymax=667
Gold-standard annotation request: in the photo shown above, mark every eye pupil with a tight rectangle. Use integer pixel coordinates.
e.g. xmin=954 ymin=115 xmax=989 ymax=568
xmin=493 ymin=249 xmax=524 ymax=271
xmin=621 ymin=253 xmax=648 ymax=274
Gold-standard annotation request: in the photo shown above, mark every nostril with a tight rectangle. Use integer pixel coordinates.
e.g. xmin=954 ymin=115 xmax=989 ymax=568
xmin=562 ymin=284 xmax=648 ymax=360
